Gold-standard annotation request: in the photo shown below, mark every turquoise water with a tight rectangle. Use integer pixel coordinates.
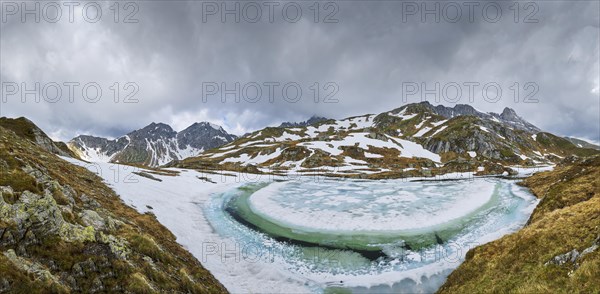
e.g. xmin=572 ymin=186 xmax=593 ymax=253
xmin=203 ymin=177 xmax=537 ymax=293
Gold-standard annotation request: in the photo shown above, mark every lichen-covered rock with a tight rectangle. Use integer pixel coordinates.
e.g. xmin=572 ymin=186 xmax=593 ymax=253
xmin=80 ymin=193 xmax=100 ymax=209
xmin=545 ymin=235 xmax=600 ymax=268
xmin=104 ymin=215 xmax=124 ymax=232
xmin=98 ymin=232 xmax=130 ymax=259
xmin=302 ymin=149 xmax=341 ymax=168
xmin=80 ymin=210 xmax=106 ymax=231
xmin=22 ymin=165 xmax=51 ymax=184
xmin=90 ymin=276 xmax=104 ymax=293
xmin=545 ymin=249 xmax=580 ymax=266
xmin=71 ymin=263 xmax=84 ymax=277
xmin=3 ymin=249 xmax=62 ymax=287
xmin=59 ymin=223 xmax=96 ymax=243
xmin=1 ymin=190 xmax=65 ymax=239
xmin=0 ymin=278 xmax=10 ymax=292
xmin=64 ymin=275 xmax=78 ymax=290
xmin=48 ymin=180 xmax=76 ymax=207
xmin=0 ymin=186 xmax=14 ymax=200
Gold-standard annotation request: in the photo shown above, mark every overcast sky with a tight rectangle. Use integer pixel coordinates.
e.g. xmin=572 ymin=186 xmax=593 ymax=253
xmin=1 ymin=1 xmax=598 ymax=143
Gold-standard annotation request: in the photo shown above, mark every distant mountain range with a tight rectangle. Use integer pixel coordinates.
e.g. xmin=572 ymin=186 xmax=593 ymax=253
xmin=1 ymin=102 xmax=598 ymax=175
xmin=68 ymin=122 xmax=237 ymax=166
xmin=175 ymin=101 xmax=599 ymax=178
xmin=278 ymin=116 xmax=329 ymax=128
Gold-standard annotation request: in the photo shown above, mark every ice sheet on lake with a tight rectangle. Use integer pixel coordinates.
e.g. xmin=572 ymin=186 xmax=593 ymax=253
xmin=61 ymin=156 xmax=539 ymax=294
xmin=248 ymin=179 xmax=496 ymax=232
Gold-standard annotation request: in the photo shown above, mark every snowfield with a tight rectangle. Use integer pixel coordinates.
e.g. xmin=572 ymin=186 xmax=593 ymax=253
xmin=60 ymin=156 xmax=545 ymax=293
xmin=62 ymin=156 xmax=314 ymax=293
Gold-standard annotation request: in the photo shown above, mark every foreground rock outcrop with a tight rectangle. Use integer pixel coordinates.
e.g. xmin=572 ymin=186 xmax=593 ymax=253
xmin=0 ymin=124 xmax=227 ymax=293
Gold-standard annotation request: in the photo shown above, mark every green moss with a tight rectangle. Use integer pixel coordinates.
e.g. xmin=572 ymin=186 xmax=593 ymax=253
xmin=0 ymin=169 xmax=42 ymax=194
xmin=126 ymin=272 xmax=155 ymax=293
xmin=140 ymin=262 xmax=173 ymax=288
xmin=60 ymin=210 xmax=76 ymax=224
xmin=27 ymin=236 xmax=85 ymax=271
xmin=428 ymin=116 xmax=479 ymax=142
xmin=128 ymin=234 xmax=170 ymax=264
xmin=499 ymin=148 xmax=515 ymax=158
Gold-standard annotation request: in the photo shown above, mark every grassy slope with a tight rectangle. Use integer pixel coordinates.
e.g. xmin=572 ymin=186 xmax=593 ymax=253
xmin=0 ymin=117 xmax=79 ymax=158
xmin=564 ymin=137 xmax=600 ymax=151
xmin=438 ymin=155 xmax=600 ymax=293
xmin=536 ymin=132 xmax=599 ymax=157
xmin=0 ymin=126 xmax=227 ymax=293
xmin=0 ymin=117 xmax=41 ymax=142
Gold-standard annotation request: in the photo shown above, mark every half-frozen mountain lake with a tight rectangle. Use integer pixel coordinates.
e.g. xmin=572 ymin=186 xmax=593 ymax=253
xmin=205 ymin=177 xmax=538 ymax=293
xmin=63 ymin=157 xmax=540 ymax=293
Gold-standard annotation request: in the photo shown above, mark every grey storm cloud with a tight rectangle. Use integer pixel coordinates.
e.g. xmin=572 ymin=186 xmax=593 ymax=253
xmin=0 ymin=0 xmax=598 ymax=143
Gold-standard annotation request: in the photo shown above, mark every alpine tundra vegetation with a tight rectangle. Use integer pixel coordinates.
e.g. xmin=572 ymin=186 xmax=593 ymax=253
xmin=0 ymin=119 xmax=226 ymax=293
xmin=2 ymin=1 xmax=599 ymax=292
xmin=1 ymin=101 xmax=598 ymax=292
xmin=440 ymin=155 xmax=600 ymax=293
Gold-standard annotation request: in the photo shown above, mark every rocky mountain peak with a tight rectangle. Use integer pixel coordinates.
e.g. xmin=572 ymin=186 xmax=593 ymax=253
xmin=306 ymin=116 xmax=329 ymax=124
xmin=142 ymin=122 xmax=175 ymax=132
xmin=72 ymin=135 xmax=111 ymax=147
xmin=500 ymin=107 xmax=520 ymax=121
xmin=131 ymin=122 xmax=176 ymax=140
xmin=403 ymin=102 xmax=540 ymax=133
xmin=186 ymin=121 xmax=225 ymax=132
xmin=68 ymin=121 xmax=236 ymax=166
xmin=177 ymin=122 xmax=236 ymax=151
xmin=279 ymin=116 xmax=330 ymax=128
xmin=452 ymin=104 xmax=478 ymax=115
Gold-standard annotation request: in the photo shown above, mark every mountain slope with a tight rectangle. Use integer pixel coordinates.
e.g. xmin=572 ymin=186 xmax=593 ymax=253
xmin=69 ymin=122 xmax=237 ymax=167
xmin=438 ymin=155 xmax=600 ymax=293
xmin=0 ymin=122 xmax=227 ymax=292
xmin=564 ymin=137 xmax=600 ymax=150
xmin=0 ymin=117 xmax=77 ymax=158
xmin=175 ymin=102 xmax=597 ymax=178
